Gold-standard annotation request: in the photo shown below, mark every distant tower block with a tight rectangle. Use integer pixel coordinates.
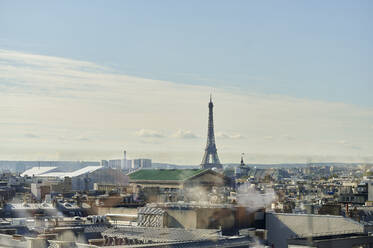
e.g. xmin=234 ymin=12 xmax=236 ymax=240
xmin=201 ymin=96 xmax=223 ymax=169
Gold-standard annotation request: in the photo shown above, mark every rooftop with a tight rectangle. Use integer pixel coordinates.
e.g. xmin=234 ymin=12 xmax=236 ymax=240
xmin=21 ymin=166 xmax=103 ymax=179
xmin=288 ymin=232 xmax=372 ymax=246
xmin=148 ymin=202 xmax=234 ymax=209
xmin=20 ymin=167 xmax=56 ymax=177
xmin=128 ymin=169 xmax=206 ymax=181
xmin=102 ymin=226 xmax=219 ymax=242
xmin=9 ymin=202 xmax=55 ymax=209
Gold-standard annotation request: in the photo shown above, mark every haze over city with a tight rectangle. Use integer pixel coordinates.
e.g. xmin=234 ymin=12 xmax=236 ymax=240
xmin=1 ymin=1 xmax=372 ymax=164
xmin=3 ymin=2 xmax=373 ymax=248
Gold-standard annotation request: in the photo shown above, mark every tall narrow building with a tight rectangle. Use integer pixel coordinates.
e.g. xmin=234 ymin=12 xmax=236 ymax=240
xmin=201 ymin=96 xmax=223 ymax=169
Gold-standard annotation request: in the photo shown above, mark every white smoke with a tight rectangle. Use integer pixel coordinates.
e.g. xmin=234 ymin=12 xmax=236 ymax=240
xmin=236 ymin=183 xmax=276 ymax=212
xmin=251 ymin=238 xmax=266 ymax=248
xmin=184 ymin=186 xmax=210 ymax=203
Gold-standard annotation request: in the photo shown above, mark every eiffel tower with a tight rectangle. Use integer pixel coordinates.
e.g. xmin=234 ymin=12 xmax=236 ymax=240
xmin=201 ymin=96 xmax=222 ymax=169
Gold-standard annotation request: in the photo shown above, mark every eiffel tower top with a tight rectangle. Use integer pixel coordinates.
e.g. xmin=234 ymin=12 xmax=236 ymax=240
xmin=201 ymin=95 xmax=222 ymax=169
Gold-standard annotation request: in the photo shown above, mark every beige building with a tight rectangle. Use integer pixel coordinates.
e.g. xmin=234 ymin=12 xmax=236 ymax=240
xmin=128 ymin=169 xmax=231 ymax=202
xmin=93 ymin=183 xmax=128 ymax=193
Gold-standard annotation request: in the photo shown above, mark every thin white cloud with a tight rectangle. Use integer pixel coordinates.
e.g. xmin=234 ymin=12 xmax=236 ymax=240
xmin=216 ymin=132 xmax=244 ymax=139
xmin=0 ymin=49 xmax=372 ymax=163
xmin=172 ymin=129 xmax=198 ymax=139
xmin=336 ymin=140 xmax=362 ymax=151
xmin=282 ymin=135 xmax=295 ymax=141
xmin=135 ymin=129 xmax=164 ymax=138
xmin=76 ymin=135 xmax=91 ymax=141
xmin=349 ymin=145 xmax=362 ymax=151
xmin=24 ymin=133 xmax=39 ymax=139
xmin=0 ymin=49 xmax=106 ymax=72
xmin=337 ymin=140 xmax=348 ymax=145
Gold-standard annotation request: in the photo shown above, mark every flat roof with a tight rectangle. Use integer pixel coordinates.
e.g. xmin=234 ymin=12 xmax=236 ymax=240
xmin=38 ymin=166 xmax=103 ymax=178
xmin=9 ymin=203 xmax=55 ymax=209
xmin=20 ymin=167 xmax=56 ymax=177
xmin=103 ymin=226 xmax=219 ymax=242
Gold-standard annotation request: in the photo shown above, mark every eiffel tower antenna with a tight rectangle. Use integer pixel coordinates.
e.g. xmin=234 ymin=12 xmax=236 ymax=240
xmin=201 ymin=95 xmax=222 ymax=169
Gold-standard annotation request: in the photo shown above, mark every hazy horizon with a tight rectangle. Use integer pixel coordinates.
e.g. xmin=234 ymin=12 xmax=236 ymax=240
xmin=1 ymin=1 xmax=372 ymax=164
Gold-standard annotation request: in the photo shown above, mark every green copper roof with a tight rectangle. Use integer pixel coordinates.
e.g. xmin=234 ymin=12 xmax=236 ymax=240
xmin=128 ymin=169 xmax=206 ymax=181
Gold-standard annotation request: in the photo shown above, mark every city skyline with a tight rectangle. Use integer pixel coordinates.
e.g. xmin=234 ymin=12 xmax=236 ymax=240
xmin=2 ymin=2 xmax=373 ymax=248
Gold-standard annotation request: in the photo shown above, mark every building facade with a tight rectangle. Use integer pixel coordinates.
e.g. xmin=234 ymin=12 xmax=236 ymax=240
xmin=133 ymin=159 xmax=152 ymax=169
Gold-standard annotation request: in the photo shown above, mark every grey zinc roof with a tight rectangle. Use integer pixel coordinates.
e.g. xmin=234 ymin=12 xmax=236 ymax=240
xmin=102 ymin=226 xmax=219 ymax=242
xmin=138 ymin=207 xmax=166 ymax=215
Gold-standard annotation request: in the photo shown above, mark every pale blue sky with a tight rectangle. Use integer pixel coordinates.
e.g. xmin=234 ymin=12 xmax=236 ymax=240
xmin=1 ymin=1 xmax=373 ymax=163
xmin=1 ymin=1 xmax=372 ymax=106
